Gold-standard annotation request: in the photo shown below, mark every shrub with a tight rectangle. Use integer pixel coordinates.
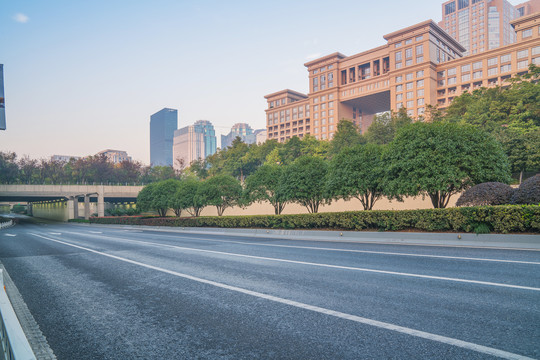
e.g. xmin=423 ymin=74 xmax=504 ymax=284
xmin=456 ymin=182 xmax=514 ymax=207
xmin=89 ymin=205 xmax=540 ymax=234
xmin=511 ymin=174 xmax=540 ymax=205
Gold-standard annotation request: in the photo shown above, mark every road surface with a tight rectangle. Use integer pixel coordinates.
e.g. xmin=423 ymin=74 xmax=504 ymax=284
xmin=0 ymin=220 xmax=539 ymax=359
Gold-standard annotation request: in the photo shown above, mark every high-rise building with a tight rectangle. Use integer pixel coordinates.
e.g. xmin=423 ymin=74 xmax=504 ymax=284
xmin=265 ymin=12 xmax=540 ymax=142
xmin=254 ymin=129 xmax=268 ymax=144
xmin=439 ymin=0 xmax=540 ymax=55
xmin=150 ymin=108 xmax=178 ymax=166
xmin=221 ymin=123 xmax=256 ymax=149
xmin=96 ymin=149 xmax=132 ymax=164
xmin=172 ymin=120 xmax=217 ymax=169
xmin=0 ymin=64 xmax=5 ymax=130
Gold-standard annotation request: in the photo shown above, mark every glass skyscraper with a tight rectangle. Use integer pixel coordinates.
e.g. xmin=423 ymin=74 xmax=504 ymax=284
xmin=150 ymin=108 xmax=178 ymax=166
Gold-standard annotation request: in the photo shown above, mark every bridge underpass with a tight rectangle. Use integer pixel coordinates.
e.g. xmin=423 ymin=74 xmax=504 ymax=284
xmin=0 ymin=185 xmax=142 ymax=220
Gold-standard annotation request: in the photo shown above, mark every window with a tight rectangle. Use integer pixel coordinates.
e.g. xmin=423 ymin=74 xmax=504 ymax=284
xmin=407 ymin=100 xmax=414 ymax=108
xmin=533 ymin=46 xmax=540 ymax=56
xmin=462 ymin=73 xmax=471 ymax=82
xmin=448 ymin=77 xmax=457 ymax=85
xmin=461 ymin=64 xmax=471 ymax=72
xmin=395 ymin=51 xmax=402 ymax=62
xmin=416 ymin=36 xmax=423 ymax=42
xmin=406 ymin=73 xmax=413 ymax=80
xmin=473 ymin=61 xmax=482 ymax=70
xmin=517 ymin=60 xmax=528 ymax=69
xmin=328 ymin=94 xmax=334 ymax=100
xmin=473 ymin=70 xmax=482 ymax=79
xmin=396 ymin=63 xmax=402 ymax=69
xmin=396 ymin=84 xmax=403 ymax=92
xmin=407 ymin=91 xmax=414 ymax=99
xmin=396 ymin=75 xmax=403 ymax=83
xmin=329 ymin=109 xmax=334 ymax=116
xmin=448 ymin=68 xmax=457 ymax=76
xmin=406 ymin=59 xmax=413 ymax=66
xmin=517 ymin=49 xmax=528 ymax=59
xmin=313 ymin=105 xmax=319 ymax=111
xmin=488 ymin=67 xmax=497 ymax=76
xmin=500 ymin=64 xmax=511 ymax=73
xmin=458 ymin=0 xmax=469 ymax=10
xmin=488 ymin=57 xmax=498 ymax=66
xmin=445 ymin=1 xmax=456 ymax=15
xmin=417 ymin=98 xmax=424 ymax=106
xmin=328 ymin=101 xmax=334 ymax=107
xmin=500 ymin=54 xmax=511 ymax=63
xmin=396 ymin=94 xmax=403 ymax=101
xmin=417 ymin=70 xmax=424 ymax=78
xmin=523 ymin=29 xmax=532 ymax=38
xmin=416 ymin=56 xmax=424 ymax=64
xmin=418 ymin=107 xmax=425 ymax=116
xmin=405 ymin=39 xmax=413 ymax=45
xmin=416 ymin=45 xmax=423 ymax=55
xmin=395 ymin=42 xmax=402 ymax=48
xmin=417 ymin=89 xmax=424 ymax=97
xmin=406 ymin=82 xmax=414 ymax=90
xmin=417 ymin=79 xmax=424 ymax=88
xmin=405 ymin=48 xmax=413 ymax=58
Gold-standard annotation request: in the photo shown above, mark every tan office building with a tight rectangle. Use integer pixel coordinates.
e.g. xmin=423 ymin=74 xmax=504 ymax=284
xmin=265 ymin=12 xmax=540 ymax=143
xmin=439 ymin=0 xmax=540 ymax=55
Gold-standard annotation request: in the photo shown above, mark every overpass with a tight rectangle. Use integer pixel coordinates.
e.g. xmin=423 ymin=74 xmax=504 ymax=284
xmin=0 ymin=184 xmax=143 ymax=220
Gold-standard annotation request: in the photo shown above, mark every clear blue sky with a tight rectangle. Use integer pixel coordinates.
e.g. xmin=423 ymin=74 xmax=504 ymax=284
xmin=0 ymin=0 xmax=524 ymax=164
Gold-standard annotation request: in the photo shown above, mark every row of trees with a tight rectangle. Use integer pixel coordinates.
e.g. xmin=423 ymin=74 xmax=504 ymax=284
xmin=138 ymin=121 xmax=511 ymax=216
xmin=0 ymin=153 xmax=181 ymax=185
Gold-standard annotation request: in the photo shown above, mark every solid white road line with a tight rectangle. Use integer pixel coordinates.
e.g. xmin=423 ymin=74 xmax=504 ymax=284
xmin=61 ymin=231 xmax=540 ymax=292
xmin=137 ymin=233 xmax=540 ymax=265
xmin=29 ymin=233 xmax=536 ymax=360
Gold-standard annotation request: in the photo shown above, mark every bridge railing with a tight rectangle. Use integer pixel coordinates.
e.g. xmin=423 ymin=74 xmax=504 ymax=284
xmin=0 ymin=221 xmax=12 ymax=230
xmin=0 ymin=270 xmax=36 ymax=360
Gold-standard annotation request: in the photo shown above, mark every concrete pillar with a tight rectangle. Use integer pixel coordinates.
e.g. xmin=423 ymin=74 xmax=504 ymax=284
xmin=84 ymin=195 xmax=90 ymax=220
xmin=67 ymin=197 xmax=78 ymax=219
xmin=97 ymin=192 xmax=105 ymax=217
xmin=97 ymin=185 xmax=105 ymax=218
xmin=27 ymin=203 xmax=33 ymax=216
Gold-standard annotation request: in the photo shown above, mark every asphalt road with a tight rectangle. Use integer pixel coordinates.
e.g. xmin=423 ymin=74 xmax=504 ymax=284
xmin=0 ymin=220 xmax=539 ymax=359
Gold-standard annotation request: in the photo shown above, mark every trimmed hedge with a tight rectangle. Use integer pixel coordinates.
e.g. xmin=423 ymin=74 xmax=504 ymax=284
xmin=89 ymin=205 xmax=540 ymax=234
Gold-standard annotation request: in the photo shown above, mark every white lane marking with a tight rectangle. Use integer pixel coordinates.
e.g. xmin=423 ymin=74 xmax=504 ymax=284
xmin=4 ymin=234 xmax=16 ymax=237
xmin=49 ymin=232 xmax=62 ymax=235
xmin=89 ymin=231 xmax=102 ymax=234
xmin=63 ymin=230 xmax=540 ymax=265
xmin=54 ymin=232 xmax=540 ymax=292
xmin=28 ymin=233 xmax=536 ymax=360
xmin=151 ymin=234 xmax=540 ymax=265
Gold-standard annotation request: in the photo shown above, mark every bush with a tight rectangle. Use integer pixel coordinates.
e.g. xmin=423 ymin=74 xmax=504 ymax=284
xmin=511 ymin=174 xmax=540 ymax=205
xmin=456 ymin=182 xmax=514 ymax=207
xmin=89 ymin=205 xmax=540 ymax=234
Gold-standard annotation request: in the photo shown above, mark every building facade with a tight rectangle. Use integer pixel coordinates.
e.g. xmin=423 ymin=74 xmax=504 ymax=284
xmin=265 ymin=12 xmax=540 ymax=143
xmin=51 ymin=155 xmax=81 ymax=162
xmin=150 ymin=108 xmax=178 ymax=166
xmin=96 ymin=149 xmax=132 ymax=164
xmin=439 ymin=0 xmax=540 ymax=55
xmin=221 ymin=123 xmax=256 ymax=149
xmin=172 ymin=120 xmax=217 ymax=169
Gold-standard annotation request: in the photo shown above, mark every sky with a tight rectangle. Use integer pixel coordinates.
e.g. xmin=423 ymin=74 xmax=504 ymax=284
xmin=0 ymin=0 xmax=526 ymax=164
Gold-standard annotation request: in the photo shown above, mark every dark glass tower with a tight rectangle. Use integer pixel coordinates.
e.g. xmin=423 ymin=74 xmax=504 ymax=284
xmin=150 ymin=108 xmax=178 ymax=166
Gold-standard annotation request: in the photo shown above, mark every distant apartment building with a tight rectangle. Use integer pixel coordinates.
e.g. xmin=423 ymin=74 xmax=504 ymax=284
xmin=254 ymin=129 xmax=268 ymax=144
xmin=265 ymin=12 xmax=540 ymax=142
xmin=96 ymin=149 xmax=132 ymax=164
xmin=172 ymin=120 xmax=217 ymax=169
xmin=439 ymin=0 xmax=540 ymax=55
xmin=221 ymin=123 xmax=256 ymax=149
xmin=0 ymin=64 xmax=5 ymax=130
xmin=150 ymin=108 xmax=178 ymax=166
xmin=51 ymin=155 xmax=81 ymax=162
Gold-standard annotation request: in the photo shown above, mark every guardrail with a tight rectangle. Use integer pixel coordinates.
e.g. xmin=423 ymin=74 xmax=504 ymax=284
xmin=0 ymin=221 xmax=12 ymax=230
xmin=0 ymin=269 xmax=36 ymax=360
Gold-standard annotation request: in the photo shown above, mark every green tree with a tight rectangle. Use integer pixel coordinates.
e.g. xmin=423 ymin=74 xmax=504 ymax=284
xmin=365 ymin=108 xmax=413 ymax=145
xmin=137 ymin=179 xmax=181 ymax=216
xmin=328 ymin=119 xmax=365 ymax=157
xmin=197 ymin=175 xmax=242 ymax=216
xmin=172 ymin=177 xmax=206 ymax=217
xmin=0 ymin=152 xmax=18 ymax=184
xmin=327 ymin=144 xmax=385 ymax=210
xmin=244 ymin=164 xmax=288 ymax=214
xmin=383 ymin=122 xmax=511 ymax=208
xmin=136 ymin=182 xmax=157 ymax=213
xmin=494 ymin=128 xmax=540 ymax=182
xmin=280 ymin=156 xmax=330 ymax=213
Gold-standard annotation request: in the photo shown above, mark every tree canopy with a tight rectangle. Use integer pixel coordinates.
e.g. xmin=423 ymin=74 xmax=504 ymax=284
xmin=244 ymin=164 xmax=288 ymax=214
xmin=383 ymin=122 xmax=511 ymax=208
